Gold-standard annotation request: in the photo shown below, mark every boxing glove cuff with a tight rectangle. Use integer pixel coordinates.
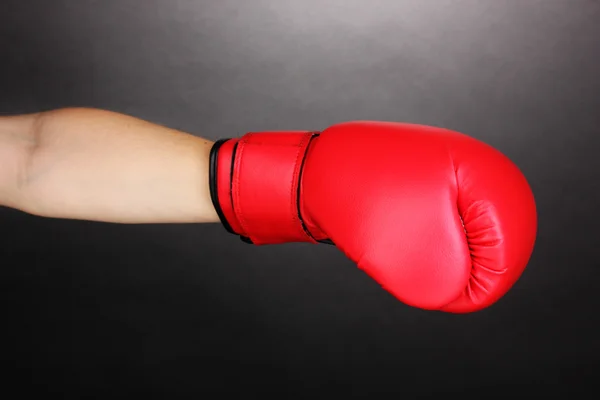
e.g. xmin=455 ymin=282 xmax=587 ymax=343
xmin=210 ymin=131 xmax=320 ymax=245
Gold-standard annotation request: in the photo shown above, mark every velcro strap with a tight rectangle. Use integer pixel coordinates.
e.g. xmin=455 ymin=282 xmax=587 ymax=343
xmin=224 ymin=131 xmax=317 ymax=245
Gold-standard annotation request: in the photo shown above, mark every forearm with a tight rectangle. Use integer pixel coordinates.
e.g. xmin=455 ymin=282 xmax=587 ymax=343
xmin=0 ymin=108 xmax=220 ymax=224
xmin=0 ymin=113 xmax=39 ymax=210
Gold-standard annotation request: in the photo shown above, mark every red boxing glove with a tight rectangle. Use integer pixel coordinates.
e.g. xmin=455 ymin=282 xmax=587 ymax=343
xmin=209 ymin=122 xmax=537 ymax=313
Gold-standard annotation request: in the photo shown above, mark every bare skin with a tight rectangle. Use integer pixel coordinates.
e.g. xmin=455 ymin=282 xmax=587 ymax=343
xmin=0 ymin=108 xmax=221 ymax=224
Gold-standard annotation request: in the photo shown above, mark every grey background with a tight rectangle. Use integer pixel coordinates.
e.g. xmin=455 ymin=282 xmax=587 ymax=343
xmin=1 ymin=0 xmax=599 ymax=397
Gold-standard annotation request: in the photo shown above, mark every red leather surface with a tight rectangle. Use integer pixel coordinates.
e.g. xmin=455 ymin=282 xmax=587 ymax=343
xmin=216 ymin=122 xmax=537 ymax=313
xmin=229 ymin=131 xmax=317 ymax=244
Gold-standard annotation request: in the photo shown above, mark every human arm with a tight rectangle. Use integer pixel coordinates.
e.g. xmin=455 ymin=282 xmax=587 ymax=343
xmin=0 ymin=107 xmax=220 ymax=224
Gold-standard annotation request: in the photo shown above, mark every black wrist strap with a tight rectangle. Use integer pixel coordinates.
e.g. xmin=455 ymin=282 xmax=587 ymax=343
xmin=209 ymin=139 xmax=236 ymax=235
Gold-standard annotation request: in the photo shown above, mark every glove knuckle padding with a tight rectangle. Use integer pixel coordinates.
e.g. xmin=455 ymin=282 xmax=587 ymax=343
xmin=302 ymin=122 xmax=537 ymax=313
